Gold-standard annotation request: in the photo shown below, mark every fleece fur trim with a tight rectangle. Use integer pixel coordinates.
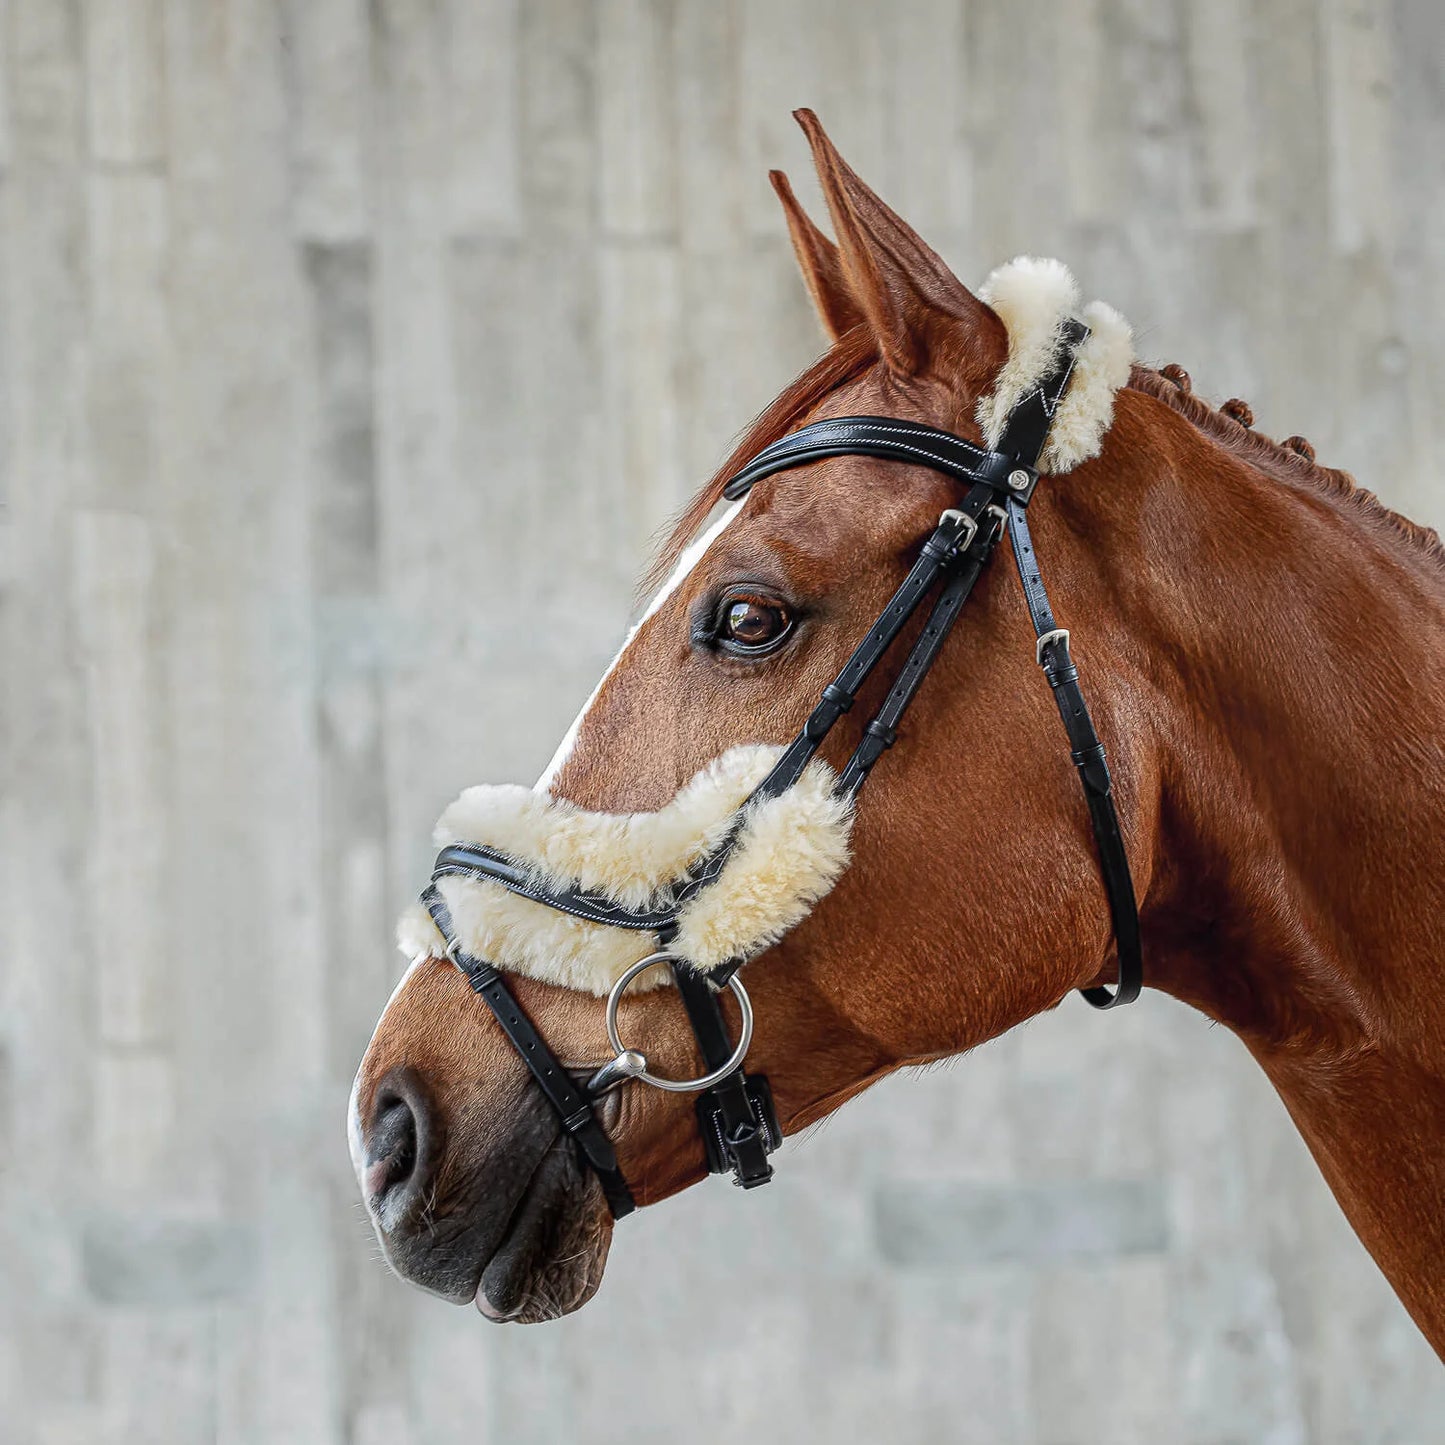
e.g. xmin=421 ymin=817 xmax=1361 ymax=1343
xmin=976 ymin=257 xmax=1134 ymax=474
xmin=396 ymin=745 xmax=854 ymax=995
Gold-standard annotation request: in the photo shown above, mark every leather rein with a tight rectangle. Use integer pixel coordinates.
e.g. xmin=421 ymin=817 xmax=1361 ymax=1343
xmin=419 ymin=320 xmax=1142 ymax=1218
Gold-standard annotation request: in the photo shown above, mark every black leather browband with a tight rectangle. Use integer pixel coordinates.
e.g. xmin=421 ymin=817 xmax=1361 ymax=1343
xmin=722 ymin=416 xmax=1023 ymax=501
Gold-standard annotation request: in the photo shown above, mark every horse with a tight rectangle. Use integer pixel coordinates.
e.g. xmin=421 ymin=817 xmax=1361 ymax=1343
xmin=349 ymin=109 xmax=1445 ymax=1350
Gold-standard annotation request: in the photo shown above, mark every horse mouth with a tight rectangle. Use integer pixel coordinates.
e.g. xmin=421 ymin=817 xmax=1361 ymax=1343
xmin=358 ymin=1056 xmax=619 ymax=1322
xmin=470 ymin=1138 xmax=614 ymax=1323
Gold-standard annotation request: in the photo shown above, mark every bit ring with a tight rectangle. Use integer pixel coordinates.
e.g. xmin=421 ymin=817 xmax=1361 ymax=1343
xmin=602 ymin=952 xmax=754 ymax=1093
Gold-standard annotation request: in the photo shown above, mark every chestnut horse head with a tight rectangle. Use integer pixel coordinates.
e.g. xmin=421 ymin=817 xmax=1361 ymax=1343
xmin=350 ymin=112 xmax=1445 ymax=1349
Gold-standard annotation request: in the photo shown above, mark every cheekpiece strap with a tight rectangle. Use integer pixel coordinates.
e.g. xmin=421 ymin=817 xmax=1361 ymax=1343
xmin=669 ymin=961 xmax=780 ymax=1187
xmin=421 ymin=885 xmax=637 ymax=1217
xmin=1003 ymin=500 xmax=1143 ymax=1008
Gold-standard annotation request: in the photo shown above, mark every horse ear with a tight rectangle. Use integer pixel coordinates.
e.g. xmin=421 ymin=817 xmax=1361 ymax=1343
xmin=769 ymin=169 xmax=865 ymax=343
xmin=793 ymin=108 xmax=1004 ymax=380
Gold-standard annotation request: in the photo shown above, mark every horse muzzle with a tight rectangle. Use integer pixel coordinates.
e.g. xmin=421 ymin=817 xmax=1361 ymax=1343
xmin=350 ymin=1061 xmax=614 ymax=1322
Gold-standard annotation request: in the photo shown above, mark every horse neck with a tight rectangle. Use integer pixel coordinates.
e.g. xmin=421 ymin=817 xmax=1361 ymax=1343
xmin=1069 ymin=387 xmax=1445 ymax=1350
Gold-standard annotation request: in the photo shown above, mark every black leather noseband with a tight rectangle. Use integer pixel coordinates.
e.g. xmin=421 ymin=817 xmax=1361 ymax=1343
xmin=418 ymin=318 xmax=1142 ymax=1218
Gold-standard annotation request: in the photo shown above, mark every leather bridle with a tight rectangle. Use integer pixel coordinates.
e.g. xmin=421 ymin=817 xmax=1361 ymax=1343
xmin=419 ymin=320 xmax=1142 ymax=1218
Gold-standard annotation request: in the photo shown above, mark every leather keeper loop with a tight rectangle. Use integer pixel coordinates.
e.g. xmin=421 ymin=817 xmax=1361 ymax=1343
xmin=461 ymin=960 xmax=497 ymax=990
xmin=803 ymin=699 xmax=843 ymax=741
xmin=561 ymin=1106 xmax=593 ymax=1134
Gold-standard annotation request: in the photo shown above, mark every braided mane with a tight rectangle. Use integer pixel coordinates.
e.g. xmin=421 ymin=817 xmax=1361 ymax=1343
xmin=1128 ymin=364 xmax=1444 ymax=566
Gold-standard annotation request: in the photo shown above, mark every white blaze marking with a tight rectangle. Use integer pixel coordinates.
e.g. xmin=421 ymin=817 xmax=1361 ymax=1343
xmin=534 ymin=499 xmax=746 ymax=791
xmin=352 ymin=496 xmax=749 ymax=1185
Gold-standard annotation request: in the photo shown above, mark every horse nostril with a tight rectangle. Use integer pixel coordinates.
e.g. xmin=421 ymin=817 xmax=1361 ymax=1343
xmin=369 ymin=1098 xmax=417 ymax=1195
xmin=364 ymin=1072 xmax=434 ymax=1224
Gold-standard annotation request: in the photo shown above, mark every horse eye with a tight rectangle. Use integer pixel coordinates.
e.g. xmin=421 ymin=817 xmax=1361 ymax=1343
xmin=718 ymin=594 xmax=793 ymax=655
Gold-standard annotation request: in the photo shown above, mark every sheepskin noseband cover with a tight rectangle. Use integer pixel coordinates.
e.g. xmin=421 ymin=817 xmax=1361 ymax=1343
xmin=396 ymin=745 xmax=854 ymax=995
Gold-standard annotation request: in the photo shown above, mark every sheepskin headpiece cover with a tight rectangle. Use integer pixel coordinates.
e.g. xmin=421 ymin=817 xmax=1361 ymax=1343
xmin=976 ymin=256 xmax=1133 ymax=473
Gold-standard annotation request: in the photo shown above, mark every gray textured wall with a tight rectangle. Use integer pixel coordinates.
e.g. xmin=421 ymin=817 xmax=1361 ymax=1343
xmin=3 ymin=1 xmax=1443 ymax=1441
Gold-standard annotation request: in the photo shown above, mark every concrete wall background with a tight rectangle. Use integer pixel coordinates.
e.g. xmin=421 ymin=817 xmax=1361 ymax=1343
xmin=2 ymin=1 xmax=1443 ymax=1441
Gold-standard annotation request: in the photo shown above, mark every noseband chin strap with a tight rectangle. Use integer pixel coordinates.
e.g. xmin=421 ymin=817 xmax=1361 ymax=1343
xmin=419 ymin=317 xmax=1143 ymax=1218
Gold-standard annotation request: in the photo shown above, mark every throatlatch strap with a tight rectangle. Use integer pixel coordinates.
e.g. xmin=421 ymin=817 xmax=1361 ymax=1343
xmin=1004 ymin=501 xmax=1143 ymax=1009
xmin=421 ymin=886 xmax=637 ymax=1217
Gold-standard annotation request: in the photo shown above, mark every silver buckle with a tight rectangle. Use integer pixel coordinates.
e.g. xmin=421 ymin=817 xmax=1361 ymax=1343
xmin=938 ymin=508 xmax=978 ymax=551
xmin=1036 ymin=627 xmax=1070 ymax=666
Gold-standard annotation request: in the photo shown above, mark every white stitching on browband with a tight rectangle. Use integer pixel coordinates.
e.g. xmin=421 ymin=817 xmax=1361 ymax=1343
xmin=754 ymin=433 xmax=991 ymax=476
xmin=804 ymin=420 xmax=986 ymax=446
xmin=779 ymin=420 xmax=990 ymax=456
xmin=825 ymin=437 xmax=981 ymax=469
